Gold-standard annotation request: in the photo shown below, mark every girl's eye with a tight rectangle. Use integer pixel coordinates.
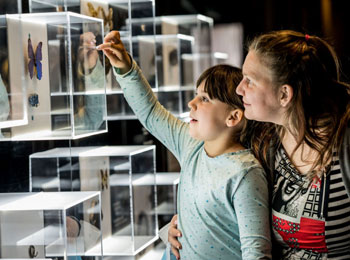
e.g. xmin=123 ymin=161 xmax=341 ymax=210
xmin=201 ymin=96 xmax=209 ymax=102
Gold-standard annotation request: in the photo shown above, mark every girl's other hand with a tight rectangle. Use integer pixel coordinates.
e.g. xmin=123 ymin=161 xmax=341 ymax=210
xmin=168 ymin=214 xmax=182 ymax=259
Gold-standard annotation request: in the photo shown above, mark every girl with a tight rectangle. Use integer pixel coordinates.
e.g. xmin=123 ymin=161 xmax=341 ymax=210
xmin=97 ymin=30 xmax=271 ymax=259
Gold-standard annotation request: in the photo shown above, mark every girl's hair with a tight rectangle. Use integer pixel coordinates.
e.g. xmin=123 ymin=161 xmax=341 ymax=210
xmin=196 ymin=64 xmax=250 ymax=146
xmin=248 ymin=30 xmax=350 ymax=177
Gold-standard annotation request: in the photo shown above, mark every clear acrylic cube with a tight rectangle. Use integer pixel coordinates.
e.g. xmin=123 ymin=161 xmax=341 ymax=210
xmin=30 ymin=145 xmax=158 ymax=256
xmin=0 ymin=191 xmax=103 ymax=259
xmin=1 ymin=12 xmax=108 ymax=140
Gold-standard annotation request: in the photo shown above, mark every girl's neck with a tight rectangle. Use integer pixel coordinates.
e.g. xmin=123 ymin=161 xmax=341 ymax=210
xmin=204 ymin=139 xmax=245 ymax=158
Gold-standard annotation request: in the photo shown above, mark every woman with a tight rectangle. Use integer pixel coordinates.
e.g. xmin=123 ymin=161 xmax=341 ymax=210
xmin=168 ymin=30 xmax=350 ymax=259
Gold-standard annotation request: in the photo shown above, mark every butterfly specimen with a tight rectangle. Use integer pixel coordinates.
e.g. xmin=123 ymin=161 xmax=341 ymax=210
xmin=87 ymin=2 xmax=101 ymax=18
xmin=100 ymin=7 xmax=113 ymax=32
xmin=87 ymin=2 xmax=113 ymax=32
xmin=28 ymin=34 xmax=43 ymax=80
xmin=100 ymin=169 xmax=108 ymax=191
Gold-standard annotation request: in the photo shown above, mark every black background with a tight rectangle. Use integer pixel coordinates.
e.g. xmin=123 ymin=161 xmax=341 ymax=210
xmin=155 ymin=0 xmax=350 ymax=81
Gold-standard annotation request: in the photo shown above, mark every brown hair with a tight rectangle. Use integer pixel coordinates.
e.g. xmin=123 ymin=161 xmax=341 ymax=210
xmin=196 ymin=64 xmax=250 ymax=146
xmin=249 ymin=30 xmax=350 ymax=177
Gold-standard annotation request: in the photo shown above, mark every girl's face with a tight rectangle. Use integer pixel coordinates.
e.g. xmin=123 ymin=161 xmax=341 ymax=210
xmin=236 ymin=50 xmax=285 ymax=125
xmin=188 ymin=81 xmax=233 ymax=141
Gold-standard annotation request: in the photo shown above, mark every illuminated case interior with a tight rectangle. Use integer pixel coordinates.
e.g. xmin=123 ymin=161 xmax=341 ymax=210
xmin=29 ymin=145 xmax=158 ymax=256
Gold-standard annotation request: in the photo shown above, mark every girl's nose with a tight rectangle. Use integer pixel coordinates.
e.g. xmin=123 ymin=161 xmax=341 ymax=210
xmin=188 ymin=97 xmax=197 ymax=110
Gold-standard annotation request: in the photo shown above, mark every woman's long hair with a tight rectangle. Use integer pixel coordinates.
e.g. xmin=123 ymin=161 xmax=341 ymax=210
xmin=249 ymin=30 xmax=350 ymax=177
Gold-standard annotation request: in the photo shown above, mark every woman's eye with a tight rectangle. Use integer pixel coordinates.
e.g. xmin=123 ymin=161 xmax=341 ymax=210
xmin=245 ymin=77 xmax=251 ymax=85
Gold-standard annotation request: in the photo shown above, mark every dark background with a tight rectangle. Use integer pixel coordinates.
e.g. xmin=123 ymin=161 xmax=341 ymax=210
xmin=155 ymin=0 xmax=350 ymax=80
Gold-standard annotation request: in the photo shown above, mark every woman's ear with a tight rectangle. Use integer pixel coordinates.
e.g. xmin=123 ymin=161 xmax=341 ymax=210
xmin=280 ymin=84 xmax=293 ymax=107
xmin=226 ymin=109 xmax=244 ymax=127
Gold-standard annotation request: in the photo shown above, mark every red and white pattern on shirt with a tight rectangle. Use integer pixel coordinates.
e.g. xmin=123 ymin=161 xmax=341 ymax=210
xmin=272 ymin=215 xmax=327 ymax=253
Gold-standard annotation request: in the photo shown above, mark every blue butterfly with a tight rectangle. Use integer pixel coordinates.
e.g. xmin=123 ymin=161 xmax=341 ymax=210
xmin=28 ymin=35 xmax=42 ymax=80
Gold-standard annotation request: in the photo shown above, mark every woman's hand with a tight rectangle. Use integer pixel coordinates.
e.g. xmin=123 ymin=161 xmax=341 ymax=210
xmin=96 ymin=30 xmax=131 ymax=74
xmin=168 ymin=214 xmax=182 ymax=259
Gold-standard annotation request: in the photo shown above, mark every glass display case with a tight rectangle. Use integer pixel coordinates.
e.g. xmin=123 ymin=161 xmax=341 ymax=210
xmin=107 ymin=34 xmax=195 ymax=119
xmin=0 ymin=15 xmax=27 ymax=130
xmin=29 ymin=0 xmax=156 ymax=37
xmin=155 ymin=34 xmax=195 ymax=118
xmin=0 ymin=191 xmax=102 ymax=259
xmin=80 ymin=0 xmax=157 ymax=92
xmin=30 ymin=145 xmax=158 ymax=256
xmin=213 ymin=52 xmax=229 ymax=65
xmin=29 ymin=0 xmax=157 ymax=88
xmin=1 ymin=12 xmax=108 ymax=140
xmin=133 ymin=14 xmax=214 ymax=79
xmin=155 ymin=172 xmax=179 ymax=228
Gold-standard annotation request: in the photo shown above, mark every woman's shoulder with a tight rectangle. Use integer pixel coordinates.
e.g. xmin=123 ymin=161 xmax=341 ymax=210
xmin=229 ymin=149 xmax=265 ymax=173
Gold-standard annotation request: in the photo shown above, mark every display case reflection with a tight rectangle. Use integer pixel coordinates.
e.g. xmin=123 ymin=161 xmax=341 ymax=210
xmin=0 ymin=15 xmax=27 ymax=131
xmin=30 ymin=145 xmax=158 ymax=256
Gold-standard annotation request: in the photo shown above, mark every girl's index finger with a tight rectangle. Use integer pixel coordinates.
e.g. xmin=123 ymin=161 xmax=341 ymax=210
xmin=104 ymin=30 xmax=120 ymax=43
xmin=96 ymin=42 xmax=112 ymax=50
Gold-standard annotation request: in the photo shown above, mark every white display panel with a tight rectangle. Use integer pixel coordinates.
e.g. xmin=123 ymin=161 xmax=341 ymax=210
xmin=0 ymin=191 xmax=102 ymax=259
xmin=1 ymin=12 xmax=108 ymax=140
xmin=30 ymin=145 xmax=158 ymax=256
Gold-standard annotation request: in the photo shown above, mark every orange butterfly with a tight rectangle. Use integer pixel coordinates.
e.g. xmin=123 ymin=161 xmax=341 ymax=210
xmin=100 ymin=7 xmax=113 ymax=32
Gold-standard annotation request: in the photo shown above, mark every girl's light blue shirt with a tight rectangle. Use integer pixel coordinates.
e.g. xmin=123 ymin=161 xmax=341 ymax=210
xmin=114 ymin=60 xmax=271 ymax=259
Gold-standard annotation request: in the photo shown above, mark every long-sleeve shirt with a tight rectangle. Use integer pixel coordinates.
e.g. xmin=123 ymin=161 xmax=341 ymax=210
xmin=114 ymin=59 xmax=271 ymax=259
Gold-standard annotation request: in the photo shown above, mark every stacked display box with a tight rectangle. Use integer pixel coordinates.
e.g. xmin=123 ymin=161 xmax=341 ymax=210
xmin=107 ymin=34 xmax=195 ymax=120
xmin=0 ymin=12 xmax=108 ymax=140
xmin=29 ymin=0 xmax=158 ymax=120
xmin=0 ymin=191 xmax=102 ymax=259
xmin=29 ymin=145 xmax=158 ymax=256
xmin=133 ymin=14 xmax=214 ymax=79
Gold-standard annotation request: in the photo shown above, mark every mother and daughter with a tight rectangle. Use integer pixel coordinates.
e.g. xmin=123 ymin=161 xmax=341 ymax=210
xmin=97 ymin=29 xmax=350 ymax=259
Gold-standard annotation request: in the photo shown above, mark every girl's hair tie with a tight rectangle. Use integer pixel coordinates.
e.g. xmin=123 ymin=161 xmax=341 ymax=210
xmin=305 ymin=34 xmax=310 ymax=41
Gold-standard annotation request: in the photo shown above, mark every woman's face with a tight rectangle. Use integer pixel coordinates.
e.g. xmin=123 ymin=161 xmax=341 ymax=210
xmin=236 ymin=50 xmax=285 ymax=125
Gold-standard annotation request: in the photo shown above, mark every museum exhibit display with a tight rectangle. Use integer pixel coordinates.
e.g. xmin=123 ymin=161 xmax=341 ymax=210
xmin=0 ymin=12 xmax=108 ymax=140
xmin=30 ymin=145 xmax=158 ymax=256
xmin=0 ymin=191 xmax=102 ymax=259
xmin=0 ymin=0 xmax=237 ymax=257
xmin=154 ymin=34 xmax=195 ymax=118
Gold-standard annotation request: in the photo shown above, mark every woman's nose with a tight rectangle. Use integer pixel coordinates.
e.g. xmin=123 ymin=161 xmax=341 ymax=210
xmin=236 ymin=80 xmax=244 ymax=96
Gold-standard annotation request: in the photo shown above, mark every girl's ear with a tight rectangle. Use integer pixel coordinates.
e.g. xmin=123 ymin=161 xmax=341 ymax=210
xmin=226 ymin=109 xmax=243 ymax=127
xmin=280 ymin=84 xmax=293 ymax=107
